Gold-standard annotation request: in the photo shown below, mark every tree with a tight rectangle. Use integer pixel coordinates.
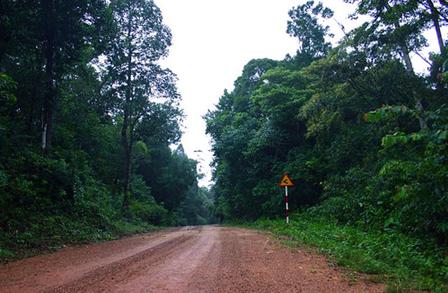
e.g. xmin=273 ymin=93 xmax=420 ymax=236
xmin=0 ymin=0 xmax=209 ymax=253
xmin=345 ymin=0 xmax=448 ymax=127
xmin=1 ymin=0 xmax=110 ymax=150
xmin=287 ymin=1 xmax=334 ymax=60
xmin=40 ymin=0 xmax=110 ymax=150
xmin=105 ymin=0 xmax=179 ymax=211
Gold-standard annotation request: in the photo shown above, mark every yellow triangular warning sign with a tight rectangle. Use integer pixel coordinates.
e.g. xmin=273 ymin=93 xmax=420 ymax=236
xmin=278 ymin=173 xmax=294 ymax=187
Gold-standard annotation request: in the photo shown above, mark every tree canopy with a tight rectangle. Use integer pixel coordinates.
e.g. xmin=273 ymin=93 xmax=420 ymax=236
xmin=206 ymin=0 xmax=448 ymax=245
xmin=0 ymin=0 xmax=215 ymax=252
xmin=1 ymin=0 xmax=447 ymax=265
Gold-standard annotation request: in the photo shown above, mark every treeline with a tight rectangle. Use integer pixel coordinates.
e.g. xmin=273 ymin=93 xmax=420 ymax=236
xmin=0 ymin=0 xmax=213 ymax=254
xmin=207 ymin=0 xmax=448 ymax=244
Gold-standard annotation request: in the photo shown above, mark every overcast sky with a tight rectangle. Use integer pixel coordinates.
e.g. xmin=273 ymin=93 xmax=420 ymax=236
xmin=154 ymin=0 xmax=435 ymax=187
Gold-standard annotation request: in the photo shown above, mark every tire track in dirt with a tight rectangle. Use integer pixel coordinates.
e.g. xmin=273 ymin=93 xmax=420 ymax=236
xmin=0 ymin=226 xmax=385 ymax=293
xmin=0 ymin=227 xmax=200 ymax=292
xmin=113 ymin=226 xmax=218 ymax=292
xmin=51 ymin=233 xmax=195 ymax=292
xmin=187 ymin=227 xmax=385 ymax=293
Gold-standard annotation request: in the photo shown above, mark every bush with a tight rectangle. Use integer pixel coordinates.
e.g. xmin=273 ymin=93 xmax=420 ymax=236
xmin=129 ymin=200 xmax=168 ymax=225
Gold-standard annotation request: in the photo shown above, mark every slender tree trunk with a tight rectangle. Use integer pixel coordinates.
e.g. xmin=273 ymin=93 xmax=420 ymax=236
xmin=427 ymin=0 xmax=445 ymax=55
xmin=122 ymin=128 xmax=131 ymax=212
xmin=426 ymin=0 xmax=447 ymax=94
xmin=398 ymin=42 xmax=428 ymax=129
xmin=27 ymin=84 xmax=37 ymax=136
xmin=121 ymin=108 xmax=130 ymax=212
xmin=42 ymin=0 xmax=56 ymax=151
xmin=400 ymin=44 xmax=414 ymax=73
xmin=391 ymin=17 xmax=428 ymax=130
xmin=121 ymin=7 xmax=133 ymax=213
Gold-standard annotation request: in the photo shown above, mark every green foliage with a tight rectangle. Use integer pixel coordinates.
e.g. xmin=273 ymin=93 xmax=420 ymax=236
xmin=287 ymin=1 xmax=333 ymax=58
xmin=129 ymin=201 xmax=168 ymax=226
xmin=134 ymin=140 xmax=149 ymax=155
xmin=0 ymin=73 xmax=16 ymax=106
xmin=174 ymin=186 xmax=216 ymax=226
xmin=110 ymin=220 xmax=155 ymax=237
xmin=0 ymin=0 xmax=214 ymax=261
xmin=0 ymin=248 xmax=15 ymax=259
xmin=206 ymin=1 xmax=448 ymax=277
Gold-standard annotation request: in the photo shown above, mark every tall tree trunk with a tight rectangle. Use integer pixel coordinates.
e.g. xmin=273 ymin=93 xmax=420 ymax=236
xmin=427 ymin=0 xmax=445 ymax=55
xmin=121 ymin=7 xmax=133 ymax=213
xmin=42 ymin=0 xmax=56 ymax=151
xmin=390 ymin=14 xmax=428 ymax=130
xmin=426 ymin=0 xmax=447 ymax=94
xmin=401 ymin=44 xmax=428 ymax=130
xmin=121 ymin=106 xmax=130 ymax=212
xmin=400 ymin=44 xmax=414 ymax=73
xmin=121 ymin=128 xmax=131 ymax=213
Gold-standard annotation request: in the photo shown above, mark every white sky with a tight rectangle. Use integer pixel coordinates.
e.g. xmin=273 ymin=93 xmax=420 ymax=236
xmin=154 ymin=0 xmax=439 ymax=187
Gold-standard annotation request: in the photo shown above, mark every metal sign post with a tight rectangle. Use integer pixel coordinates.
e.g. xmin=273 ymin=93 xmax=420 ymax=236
xmin=278 ymin=173 xmax=294 ymax=224
xmin=285 ymin=186 xmax=289 ymax=224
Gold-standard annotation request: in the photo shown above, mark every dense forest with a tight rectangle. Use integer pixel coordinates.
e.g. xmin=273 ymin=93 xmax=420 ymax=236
xmin=207 ymin=0 xmax=448 ymax=244
xmin=0 ymin=0 xmax=214 ymax=254
xmin=1 ymin=1 xmax=448 ymax=287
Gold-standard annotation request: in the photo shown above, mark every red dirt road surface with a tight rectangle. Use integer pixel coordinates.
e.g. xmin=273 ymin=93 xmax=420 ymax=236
xmin=0 ymin=226 xmax=384 ymax=292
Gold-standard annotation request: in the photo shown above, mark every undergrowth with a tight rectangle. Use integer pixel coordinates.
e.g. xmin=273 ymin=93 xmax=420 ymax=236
xmin=0 ymin=215 xmax=158 ymax=263
xmin=247 ymin=212 xmax=448 ymax=292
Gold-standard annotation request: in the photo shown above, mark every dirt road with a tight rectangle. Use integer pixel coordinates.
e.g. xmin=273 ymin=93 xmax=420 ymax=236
xmin=0 ymin=226 xmax=384 ymax=292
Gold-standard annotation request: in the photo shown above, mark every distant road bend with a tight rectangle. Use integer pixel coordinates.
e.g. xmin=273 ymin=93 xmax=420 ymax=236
xmin=0 ymin=226 xmax=384 ymax=292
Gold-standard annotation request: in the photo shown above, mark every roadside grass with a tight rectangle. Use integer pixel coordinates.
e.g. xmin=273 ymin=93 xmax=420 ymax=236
xmin=0 ymin=215 xmax=158 ymax=263
xmin=244 ymin=213 xmax=448 ymax=292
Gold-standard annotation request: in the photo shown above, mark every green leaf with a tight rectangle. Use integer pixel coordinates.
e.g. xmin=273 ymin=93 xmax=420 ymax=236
xmin=134 ymin=141 xmax=149 ymax=155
